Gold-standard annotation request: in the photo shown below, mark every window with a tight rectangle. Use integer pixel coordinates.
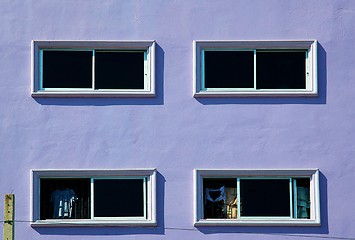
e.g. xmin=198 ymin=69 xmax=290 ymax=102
xmin=31 ymin=41 xmax=155 ymax=97
xmin=194 ymin=169 xmax=320 ymax=226
xmin=193 ymin=40 xmax=318 ymax=97
xmin=31 ymin=169 xmax=157 ymax=227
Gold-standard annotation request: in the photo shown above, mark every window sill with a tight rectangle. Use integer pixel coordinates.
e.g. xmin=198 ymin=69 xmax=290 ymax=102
xmin=194 ymin=219 xmax=321 ymax=227
xmin=31 ymin=219 xmax=157 ymax=227
xmin=31 ymin=91 xmax=155 ymax=98
xmin=194 ymin=90 xmax=318 ymax=98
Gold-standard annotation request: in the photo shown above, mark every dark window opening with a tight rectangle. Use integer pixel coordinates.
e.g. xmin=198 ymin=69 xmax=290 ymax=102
xmin=40 ymin=178 xmax=146 ymax=220
xmin=42 ymin=51 xmax=92 ymax=89
xmin=204 ymin=51 xmax=254 ymax=88
xmin=40 ymin=178 xmax=91 ymax=220
xmin=256 ymin=51 xmax=306 ymax=89
xmin=201 ymin=177 xmax=312 ymax=219
xmin=240 ymin=179 xmax=290 ymax=217
xmin=94 ymin=179 xmax=145 ymax=218
xmin=295 ymin=178 xmax=310 ymax=219
xmin=41 ymin=50 xmax=146 ymax=90
xmin=95 ymin=51 xmax=145 ymax=90
xmin=203 ymin=179 xmax=237 ymax=219
xmin=202 ymin=50 xmax=307 ymax=91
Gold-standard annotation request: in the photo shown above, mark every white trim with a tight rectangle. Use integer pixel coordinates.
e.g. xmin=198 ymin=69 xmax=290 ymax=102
xmin=193 ymin=169 xmax=320 ymax=226
xmin=193 ymin=40 xmax=318 ymax=97
xmin=289 ymin=178 xmax=293 ymax=219
xmin=237 ymin=178 xmax=241 ymax=219
xmin=293 ymin=179 xmax=298 ymax=219
xmin=201 ymin=50 xmax=205 ymax=91
xmin=92 ymin=50 xmax=95 ymax=90
xmin=143 ymin=177 xmax=147 ymax=220
xmin=31 ymin=40 xmax=156 ymax=98
xmin=30 ymin=169 xmax=157 ymax=227
xmin=90 ymin=178 xmax=94 ymax=219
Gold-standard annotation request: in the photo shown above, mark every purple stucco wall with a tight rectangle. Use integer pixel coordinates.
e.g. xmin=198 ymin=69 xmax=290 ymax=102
xmin=0 ymin=0 xmax=355 ymax=239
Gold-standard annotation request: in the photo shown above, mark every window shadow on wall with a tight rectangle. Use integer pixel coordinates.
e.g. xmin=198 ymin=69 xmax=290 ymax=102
xmin=196 ymin=172 xmax=329 ymax=237
xmin=33 ymin=172 xmax=166 ymax=236
xmin=196 ymin=43 xmax=327 ymax=105
xmin=33 ymin=44 xmax=165 ymax=106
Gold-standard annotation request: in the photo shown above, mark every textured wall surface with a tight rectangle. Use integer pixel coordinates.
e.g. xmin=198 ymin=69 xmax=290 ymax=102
xmin=0 ymin=0 xmax=355 ymax=239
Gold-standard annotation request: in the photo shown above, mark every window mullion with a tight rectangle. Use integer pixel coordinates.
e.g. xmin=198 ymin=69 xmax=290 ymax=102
xmin=90 ymin=178 xmax=94 ymax=219
xmin=39 ymin=49 xmax=44 ymax=90
xmin=237 ymin=178 xmax=241 ymax=218
xmin=293 ymin=179 xmax=298 ymax=219
xmin=201 ymin=177 xmax=205 ymax=221
xmin=143 ymin=177 xmax=147 ymax=219
xmin=144 ymin=51 xmax=148 ymax=91
xmin=309 ymin=175 xmax=314 ymax=220
xmin=306 ymin=51 xmax=310 ymax=90
xmin=289 ymin=178 xmax=293 ymax=219
xmin=201 ymin=50 xmax=206 ymax=90
xmin=253 ymin=49 xmax=257 ymax=90
xmin=92 ymin=50 xmax=95 ymax=90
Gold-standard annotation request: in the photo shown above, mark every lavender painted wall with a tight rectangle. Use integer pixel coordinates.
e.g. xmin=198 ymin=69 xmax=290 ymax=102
xmin=0 ymin=0 xmax=354 ymax=239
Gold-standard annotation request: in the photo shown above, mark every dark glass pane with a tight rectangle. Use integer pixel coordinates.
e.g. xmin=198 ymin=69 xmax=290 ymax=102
xmin=95 ymin=51 xmax=145 ymax=89
xmin=203 ymin=179 xmax=237 ymax=219
xmin=256 ymin=51 xmax=306 ymax=89
xmin=42 ymin=51 xmax=92 ymax=88
xmin=94 ymin=179 xmax=144 ymax=217
xmin=204 ymin=51 xmax=254 ymax=88
xmin=240 ymin=179 xmax=290 ymax=217
xmin=40 ymin=178 xmax=91 ymax=220
xmin=295 ymin=178 xmax=310 ymax=219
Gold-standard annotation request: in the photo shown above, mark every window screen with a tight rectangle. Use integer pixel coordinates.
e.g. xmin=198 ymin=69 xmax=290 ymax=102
xmin=240 ymin=179 xmax=290 ymax=217
xmin=94 ymin=179 xmax=145 ymax=218
xmin=42 ymin=51 xmax=92 ymax=88
xmin=204 ymin=51 xmax=254 ymax=88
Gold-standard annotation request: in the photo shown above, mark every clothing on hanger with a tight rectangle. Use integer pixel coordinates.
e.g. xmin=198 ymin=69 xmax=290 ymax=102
xmin=205 ymin=186 xmax=226 ymax=203
xmin=51 ymin=188 xmax=78 ymax=218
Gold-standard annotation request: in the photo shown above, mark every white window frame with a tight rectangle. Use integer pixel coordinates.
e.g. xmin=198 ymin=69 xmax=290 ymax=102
xmin=31 ymin=40 xmax=155 ymax=97
xmin=193 ymin=169 xmax=320 ymax=226
xmin=31 ymin=169 xmax=157 ymax=227
xmin=193 ymin=40 xmax=318 ymax=97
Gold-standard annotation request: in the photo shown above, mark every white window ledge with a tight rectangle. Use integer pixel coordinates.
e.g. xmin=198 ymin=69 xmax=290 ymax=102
xmin=195 ymin=219 xmax=321 ymax=227
xmin=31 ymin=91 xmax=155 ymax=98
xmin=194 ymin=90 xmax=318 ymax=98
xmin=31 ymin=219 xmax=157 ymax=227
